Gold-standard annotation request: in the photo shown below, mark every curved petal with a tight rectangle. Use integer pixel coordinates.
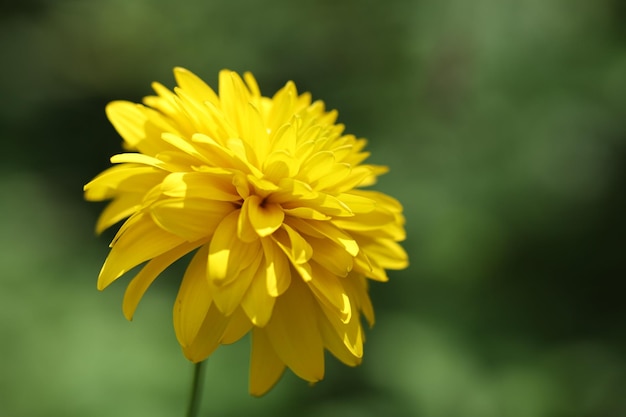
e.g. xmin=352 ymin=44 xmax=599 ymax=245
xmin=343 ymin=273 xmax=375 ymax=327
xmin=219 ymin=70 xmax=250 ymax=136
xmin=286 ymin=218 xmax=358 ymax=257
xmin=173 ymin=67 xmax=220 ymax=106
xmin=173 ymin=246 xmax=212 ymax=347
xmin=319 ymin=311 xmax=362 ymax=367
xmin=309 ymin=237 xmax=354 ymax=277
xmin=307 ymin=262 xmax=351 ymax=324
xmin=220 ymin=307 xmax=253 ymax=345
xmin=264 ymin=280 xmax=324 ymax=383
xmin=98 ymin=214 xmax=186 ymax=290
xmin=182 ymin=303 xmax=230 ymax=363
xmin=250 ymin=328 xmax=285 ymax=397
xmin=106 ymin=101 xmax=182 ymax=155
xmin=356 ymin=235 xmax=409 ymax=270
xmin=105 ymin=101 xmax=147 ymax=149
xmin=318 ymin=297 xmax=363 ymax=359
xmin=123 ymin=240 xmax=203 ymax=320
xmin=208 ymin=211 xmax=260 ymax=286
xmin=272 ymin=223 xmax=312 ymax=265
xmin=260 ymin=237 xmax=291 ymax=297
xmin=161 ymin=171 xmax=240 ymax=202
xmin=244 ymin=195 xmax=284 ymax=237
xmin=241 ymin=261 xmax=276 ymax=327
xmin=84 ymin=165 xmax=164 ymax=201
xmin=333 ymin=210 xmax=405 ymax=240
xmin=150 ymin=198 xmax=235 ymax=241
xmin=211 ymin=248 xmax=263 ymax=316
xmin=95 ymin=195 xmax=142 ymax=234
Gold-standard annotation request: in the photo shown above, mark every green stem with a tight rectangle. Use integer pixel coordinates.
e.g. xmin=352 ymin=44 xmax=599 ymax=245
xmin=186 ymin=361 xmax=205 ymax=417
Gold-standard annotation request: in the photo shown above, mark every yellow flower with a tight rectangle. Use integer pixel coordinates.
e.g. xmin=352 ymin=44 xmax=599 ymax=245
xmin=84 ymin=68 xmax=408 ymax=396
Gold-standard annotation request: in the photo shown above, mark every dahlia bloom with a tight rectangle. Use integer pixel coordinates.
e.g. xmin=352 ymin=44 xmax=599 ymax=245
xmin=84 ymin=68 xmax=408 ymax=395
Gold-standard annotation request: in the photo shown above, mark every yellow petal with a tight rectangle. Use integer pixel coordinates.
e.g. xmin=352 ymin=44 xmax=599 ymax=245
xmin=220 ymin=307 xmax=253 ymax=345
xmin=226 ymin=137 xmax=254 ymax=167
xmin=173 ymin=87 xmax=224 ymax=138
xmin=263 ymin=150 xmax=299 ymax=182
xmin=282 ymin=206 xmax=330 ymax=221
xmin=105 ymin=101 xmax=147 ymax=149
xmin=317 ymin=296 xmax=363 ymax=359
xmin=146 ymin=83 xmax=196 ymax=137
xmin=351 ymin=189 xmax=404 ymax=213
xmin=160 ymin=171 xmax=240 ymax=202
xmin=243 ymin=71 xmax=261 ymax=97
xmin=244 ymin=195 xmax=284 ymax=237
xmin=219 ymin=70 xmax=250 ymax=135
xmin=249 ymin=328 xmax=285 ymax=396
xmin=270 ymin=178 xmax=317 ymax=204
xmin=271 ymin=223 xmax=312 ymax=265
xmin=357 ymin=236 xmax=409 ymax=270
xmin=284 ymin=217 xmax=324 ymax=239
xmin=208 ymin=211 xmax=261 ymax=286
xmin=95 ymin=195 xmax=142 ymax=234
xmin=106 ymin=101 xmax=182 ymax=155
xmin=232 ymin=172 xmax=250 ymax=199
xmin=84 ymin=165 xmax=164 ymax=201
xmin=192 ymin=133 xmax=258 ymax=174
xmin=268 ymin=123 xmax=296 ymax=157
xmin=241 ymin=262 xmax=276 ymax=327
xmin=143 ymin=84 xmax=177 ymax=117
xmin=365 ymin=239 xmax=409 ymax=269
xmin=207 ymin=210 xmax=241 ymax=283
xmin=264 ymin=280 xmax=324 ymax=383
xmin=246 ymin=174 xmax=279 ymax=196
xmin=123 ymin=240 xmax=202 ymax=320
xmin=260 ymin=237 xmax=291 ymax=297
xmin=203 ymin=100 xmax=240 ymax=140
xmin=267 ymin=81 xmax=297 ymax=133
xmin=150 ymin=198 xmax=235 ymax=241
xmin=312 ymin=162 xmax=352 ymax=191
xmin=110 ymin=153 xmax=182 ymax=172
xmin=288 ymin=219 xmax=359 ymax=257
xmin=237 ymin=199 xmax=259 ymax=243
xmin=309 ymin=237 xmax=354 ymax=277
xmin=293 ymin=137 xmax=316 ymax=163
xmin=329 ymin=166 xmax=375 ymax=193
xmin=270 ymin=225 xmax=314 ymax=282
xmin=353 ymin=254 xmax=389 ymax=282
xmin=301 ymin=151 xmax=335 ymax=185
xmin=182 ymin=303 xmax=230 ymax=363
xmin=344 ymin=273 xmax=375 ymax=327
xmin=191 ymin=133 xmax=236 ymax=166
xmin=354 ymin=164 xmax=389 ymax=187
xmin=173 ymin=67 xmax=220 ymax=106
xmin=333 ymin=210 xmax=405 ymax=240
xmin=98 ymin=214 xmax=186 ymax=290
xmin=242 ymin=102 xmax=269 ymax=162
xmin=173 ymin=246 xmax=212 ymax=347
xmin=319 ymin=312 xmax=362 ymax=366
xmin=211 ymin=249 xmax=262 ymax=316
xmin=336 ymin=192 xmax=376 ymax=214
xmin=160 ymin=132 xmax=211 ymax=164
xmin=307 ymin=262 xmax=351 ymax=323
xmin=285 ymin=192 xmax=353 ymax=217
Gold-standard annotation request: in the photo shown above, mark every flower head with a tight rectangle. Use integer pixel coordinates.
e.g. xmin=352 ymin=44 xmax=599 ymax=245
xmin=84 ymin=68 xmax=408 ymax=395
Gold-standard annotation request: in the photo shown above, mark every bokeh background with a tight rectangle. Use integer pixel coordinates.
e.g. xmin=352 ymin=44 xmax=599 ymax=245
xmin=1 ymin=0 xmax=625 ymax=416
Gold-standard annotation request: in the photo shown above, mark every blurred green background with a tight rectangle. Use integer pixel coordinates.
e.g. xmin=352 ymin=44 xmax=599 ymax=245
xmin=1 ymin=0 xmax=625 ymax=416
